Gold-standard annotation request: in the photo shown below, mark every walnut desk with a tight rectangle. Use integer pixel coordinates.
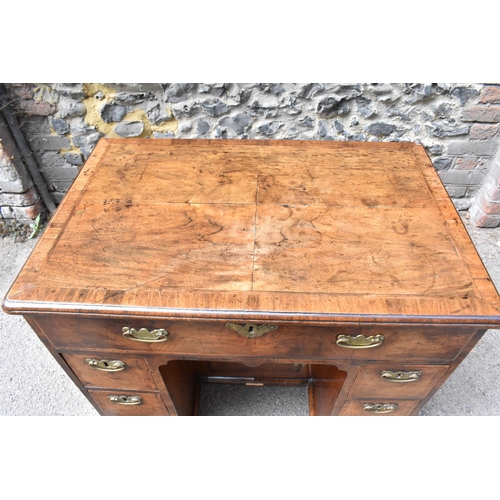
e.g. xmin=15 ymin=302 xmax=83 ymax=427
xmin=4 ymin=138 xmax=500 ymax=416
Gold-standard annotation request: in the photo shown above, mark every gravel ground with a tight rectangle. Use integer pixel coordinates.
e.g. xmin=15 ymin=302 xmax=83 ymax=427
xmin=1 ymin=214 xmax=499 ymax=416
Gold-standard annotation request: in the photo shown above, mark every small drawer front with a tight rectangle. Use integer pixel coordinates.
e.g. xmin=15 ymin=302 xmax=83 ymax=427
xmin=88 ymin=390 xmax=170 ymax=416
xmin=35 ymin=315 xmax=475 ymax=363
xmin=63 ymin=353 xmax=158 ymax=391
xmin=348 ymin=364 xmax=448 ymax=400
xmin=339 ymin=400 xmax=421 ymax=416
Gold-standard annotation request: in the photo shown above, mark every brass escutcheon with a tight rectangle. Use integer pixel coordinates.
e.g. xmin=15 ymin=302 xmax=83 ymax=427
xmin=122 ymin=327 xmax=168 ymax=343
xmin=363 ymin=403 xmax=398 ymax=414
xmin=108 ymin=395 xmax=142 ymax=405
xmin=86 ymin=358 xmax=125 ymax=372
xmin=225 ymin=323 xmax=278 ymax=339
xmin=380 ymin=370 xmax=422 ymax=383
xmin=336 ymin=334 xmax=385 ymax=349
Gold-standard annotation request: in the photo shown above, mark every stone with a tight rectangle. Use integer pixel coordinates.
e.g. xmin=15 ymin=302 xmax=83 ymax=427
xmin=72 ymin=131 xmax=104 ymax=158
xmin=153 ymin=132 xmax=175 ymax=138
xmin=257 ymin=122 xmax=284 ymax=136
xmin=179 ymin=123 xmax=192 ymax=133
xmin=53 ymin=83 xmax=86 ymax=100
xmin=113 ymin=92 xmax=151 ymax=105
xmin=146 ymin=104 xmax=172 ymax=125
xmin=356 ymin=98 xmax=375 ymax=118
xmin=171 ymin=100 xmax=197 ymax=118
xmin=451 ymin=86 xmax=479 ymax=105
xmin=64 ymin=152 xmax=84 ymax=165
xmin=94 ymin=91 xmax=105 ymax=101
xmin=18 ymin=100 xmax=54 ymax=116
xmin=100 ymin=104 xmax=128 ymax=123
xmin=165 ymin=83 xmax=197 ymax=103
xmin=113 ymin=83 xmax=163 ymax=92
xmin=427 ymin=145 xmax=443 ymax=155
xmin=219 ymin=114 xmax=253 ymax=136
xmin=317 ymin=97 xmax=349 ymax=117
xmin=366 ymin=122 xmax=396 ymax=136
xmin=59 ymin=96 xmax=86 ymax=118
xmin=199 ymin=83 xmax=225 ymax=97
xmin=201 ymin=99 xmax=229 ymax=117
xmin=433 ymin=103 xmax=453 ymax=119
xmin=51 ymin=118 xmax=69 ymax=135
xmin=194 ymin=118 xmax=211 ymax=135
xmin=298 ymin=115 xmax=314 ymax=128
xmin=429 ymin=123 xmax=469 ymax=138
xmin=299 ymin=83 xmax=324 ymax=99
xmin=114 ymin=121 xmax=144 ymax=138
xmin=285 ymin=124 xmax=300 ymax=138
xmin=433 ymin=156 xmax=453 ymax=171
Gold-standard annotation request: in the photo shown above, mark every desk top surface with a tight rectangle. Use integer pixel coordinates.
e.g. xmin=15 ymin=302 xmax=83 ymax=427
xmin=5 ymin=139 xmax=500 ymax=325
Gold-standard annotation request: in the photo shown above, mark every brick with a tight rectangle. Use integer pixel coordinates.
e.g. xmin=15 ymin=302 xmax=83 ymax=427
xmin=9 ymin=83 xmax=34 ymax=100
xmin=480 ymin=85 xmax=500 ymax=104
xmin=454 ymin=157 xmax=480 ymax=170
xmin=0 ymin=200 xmax=43 ymax=220
xmin=469 ymin=204 xmax=500 ymax=227
xmin=447 ymin=141 xmax=498 ymax=156
xmin=18 ymin=100 xmax=55 ymax=116
xmin=0 ymin=187 xmax=39 ymax=207
xmin=469 ymin=124 xmax=499 ymax=140
xmin=31 ymin=135 xmax=71 ymax=151
xmin=479 ymin=193 xmax=500 ymax=214
xmin=445 ymin=186 xmax=467 ymax=197
xmin=462 ymin=105 xmax=500 ymax=123
xmin=439 ymin=170 xmax=484 ymax=186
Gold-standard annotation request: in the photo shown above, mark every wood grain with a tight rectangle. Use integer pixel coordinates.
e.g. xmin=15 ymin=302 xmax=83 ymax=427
xmin=5 ymin=139 xmax=500 ymax=325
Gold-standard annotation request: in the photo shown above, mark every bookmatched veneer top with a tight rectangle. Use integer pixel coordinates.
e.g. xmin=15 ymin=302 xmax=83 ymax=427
xmin=5 ymin=139 xmax=500 ymax=325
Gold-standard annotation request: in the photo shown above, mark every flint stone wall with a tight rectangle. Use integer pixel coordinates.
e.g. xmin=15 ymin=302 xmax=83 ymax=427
xmin=2 ymin=83 xmax=500 ymax=219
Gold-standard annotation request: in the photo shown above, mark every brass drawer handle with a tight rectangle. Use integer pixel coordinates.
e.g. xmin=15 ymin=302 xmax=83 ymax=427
xmin=225 ymin=323 xmax=278 ymax=339
xmin=336 ymin=334 xmax=385 ymax=349
xmin=122 ymin=327 xmax=168 ymax=343
xmin=86 ymin=359 xmax=125 ymax=372
xmin=364 ymin=403 xmax=398 ymax=414
xmin=380 ymin=370 xmax=422 ymax=383
xmin=108 ymin=395 xmax=142 ymax=405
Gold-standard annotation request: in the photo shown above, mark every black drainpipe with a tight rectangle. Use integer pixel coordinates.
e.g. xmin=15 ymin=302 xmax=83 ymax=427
xmin=0 ymin=84 xmax=57 ymax=215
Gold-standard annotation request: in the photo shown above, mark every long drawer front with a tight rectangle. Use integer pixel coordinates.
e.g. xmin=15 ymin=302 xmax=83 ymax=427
xmin=88 ymin=389 xmax=170 ymax=416
xmin=32 ymin=315 xmax=475 ymax=363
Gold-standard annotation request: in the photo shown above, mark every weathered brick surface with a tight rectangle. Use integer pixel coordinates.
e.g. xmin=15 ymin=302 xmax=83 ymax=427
xmin=470 ymin=124 xmax=499 ymax=140
xmin=0 ymin=200 xmax=43 ymax=220
xmin=462 ymin=105 xmax=500 ymax=123
xmin=454 ymin=157 xmax=481 ymax=170
xmin=480 ymin=85 xmax=500 ymax=104
xmin=31 ymin=135 xmax=71 ymax=151
xmin=18 ymin=100 xmax=54 ymax=116
xmin=0 ymin=187 xmax=39 ymax=207
xmin=447 ymin=140 xmax=498 ymax=156
xmin=439 ymin=170 xmax=484 ymax=186
xmin=9 ymin=83 xmax=34 ymax=100
xmin=470 ymin=204 xmax=500 ymax=227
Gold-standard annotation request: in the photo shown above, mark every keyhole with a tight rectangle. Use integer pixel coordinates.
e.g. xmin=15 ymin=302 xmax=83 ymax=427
xmin=248 ymin=326 xmax=254 ymax=334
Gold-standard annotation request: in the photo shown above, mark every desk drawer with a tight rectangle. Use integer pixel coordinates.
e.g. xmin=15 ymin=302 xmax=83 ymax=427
xmin=63 ymin=353 xmax=158 ymax=391
xmin=88 ymin=390 xmax=169 ymax=416
xmin=34 ymin=315 xmax=475 ymax=363
xmin=348 ymin=364 xmax=448 ymax=400
xmin=339 ymin=399 xmax=421 ymax=416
